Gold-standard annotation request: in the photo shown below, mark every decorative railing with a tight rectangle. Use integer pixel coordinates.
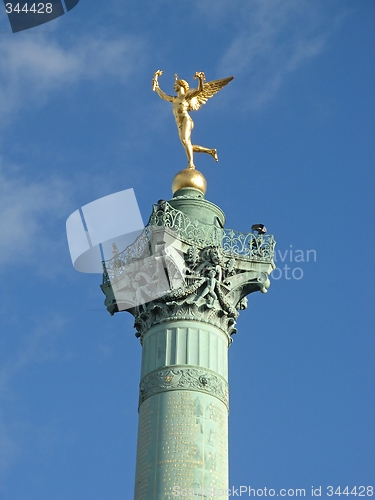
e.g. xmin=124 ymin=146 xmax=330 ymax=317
xmin=148 ymin=202 xmax=222 ymax=248
xmin=222 ymin=229 xmax=275 ymax=261
xmin=102 ymin=228 xmax=152 ymax=284
xmin=102 ymin=202 xmax=275 ymax=284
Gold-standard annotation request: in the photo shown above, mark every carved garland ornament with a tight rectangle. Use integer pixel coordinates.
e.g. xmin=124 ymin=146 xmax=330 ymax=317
xmin=139 ymin=366 xmax=229 ymax=409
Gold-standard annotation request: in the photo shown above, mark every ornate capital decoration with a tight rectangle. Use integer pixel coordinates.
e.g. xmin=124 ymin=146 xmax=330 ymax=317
xmin=139 ymin=366 xmax=229 ymax=409
xmin=100 ymin=200 xmax=276 ymax=340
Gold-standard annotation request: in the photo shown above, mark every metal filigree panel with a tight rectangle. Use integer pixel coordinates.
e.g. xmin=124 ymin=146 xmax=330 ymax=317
xmin=222 ymin=228 xmax=276 ymax=261
xmin=102 ymin=228 xmax=151 ymax=284
xmin=148 ymin=202 xmax=222 ymax=248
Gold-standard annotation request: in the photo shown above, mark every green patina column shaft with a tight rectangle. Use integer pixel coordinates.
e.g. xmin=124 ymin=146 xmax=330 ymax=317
xmin=136 ymin=321 xmax=229 ymax=497
xmin=101 ymin=187 xmax=276 ymax=499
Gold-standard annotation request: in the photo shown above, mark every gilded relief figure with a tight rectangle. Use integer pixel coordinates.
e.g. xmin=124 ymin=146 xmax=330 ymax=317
xmin=152 ymin=70 xmax=233 ymax=169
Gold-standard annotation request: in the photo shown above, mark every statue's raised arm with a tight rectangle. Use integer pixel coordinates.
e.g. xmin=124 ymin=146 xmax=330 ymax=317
xmin=152 ymin=70 xmax=234 ymax=169
xmin=152 ymin=70 xmax=173 ymax=102
xmin=187 ymin=72 xmax=234 ymax=111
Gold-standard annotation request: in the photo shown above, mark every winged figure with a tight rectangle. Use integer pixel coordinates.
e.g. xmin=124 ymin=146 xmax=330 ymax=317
xmin=152 ymin=71 xmax=234 ymax=169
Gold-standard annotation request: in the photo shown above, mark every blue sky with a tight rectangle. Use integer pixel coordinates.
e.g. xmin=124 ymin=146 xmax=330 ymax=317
xmin=0 ymin=0 xmax=374 ymax=498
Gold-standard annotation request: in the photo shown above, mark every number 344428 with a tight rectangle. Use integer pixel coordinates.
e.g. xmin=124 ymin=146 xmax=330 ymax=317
xmin=327 ymin=486 xmax=373 ymax=496
xmin=5 ymin=3 xmax=53 ymax=14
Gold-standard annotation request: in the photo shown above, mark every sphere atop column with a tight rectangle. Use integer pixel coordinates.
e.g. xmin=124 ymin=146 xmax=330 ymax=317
xmin=172 ymin=168 xmax=207 ymax=195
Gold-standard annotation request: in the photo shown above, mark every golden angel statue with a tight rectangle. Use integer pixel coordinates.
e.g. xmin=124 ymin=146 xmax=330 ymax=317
xmin=152 ymin=70 xmax=234 ymax=169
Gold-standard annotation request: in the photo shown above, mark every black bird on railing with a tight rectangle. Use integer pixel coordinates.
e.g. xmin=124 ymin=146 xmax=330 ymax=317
xmin=251 ymin=224 xmax=267 ymax=234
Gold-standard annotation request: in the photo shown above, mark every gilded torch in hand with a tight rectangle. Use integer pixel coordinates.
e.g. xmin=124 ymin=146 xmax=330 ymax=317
xmin=152 ymin=70 xmax=163 ymax=91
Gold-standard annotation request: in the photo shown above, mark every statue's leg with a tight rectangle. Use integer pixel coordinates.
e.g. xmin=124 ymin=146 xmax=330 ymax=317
xmin=179 ymin=119 xmax=194 ymax=168
xmin=199 ymin=286 xmax=209 ymax=299
xmin=193 ymin=145 xmax=218 ymax=162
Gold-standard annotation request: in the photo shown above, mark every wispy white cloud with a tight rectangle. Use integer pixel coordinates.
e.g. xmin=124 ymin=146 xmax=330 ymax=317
xmin=0 ymin=161 xmax=72 ymax=271
xmin=0 ymin=33 xmax=145 ymax=118
xmin=197 ymin=0 xmax=339 ymax=109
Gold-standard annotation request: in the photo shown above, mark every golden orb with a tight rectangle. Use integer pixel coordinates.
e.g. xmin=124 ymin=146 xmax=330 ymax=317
xmin=172 ymin=168 xmax=207 ymax=194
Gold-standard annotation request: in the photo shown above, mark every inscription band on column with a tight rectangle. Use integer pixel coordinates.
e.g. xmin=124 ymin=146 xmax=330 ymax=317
xmin=139 ymin=365 xmax=229 ymax=409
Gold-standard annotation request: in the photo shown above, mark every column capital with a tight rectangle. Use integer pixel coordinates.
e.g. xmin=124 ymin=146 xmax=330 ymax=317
xmin=101 ymin=194 xmax=276 ymax=340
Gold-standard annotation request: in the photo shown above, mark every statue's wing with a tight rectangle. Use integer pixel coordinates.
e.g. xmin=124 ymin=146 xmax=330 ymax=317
xmin=188 ymin=76 xmax=234 ymax=111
